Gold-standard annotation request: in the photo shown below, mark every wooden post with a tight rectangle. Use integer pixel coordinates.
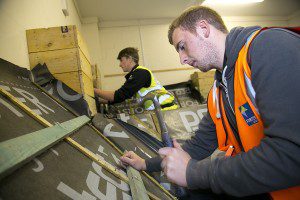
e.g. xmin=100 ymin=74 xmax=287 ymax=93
xmin=127 ymin=166 xmax=150 ymax=200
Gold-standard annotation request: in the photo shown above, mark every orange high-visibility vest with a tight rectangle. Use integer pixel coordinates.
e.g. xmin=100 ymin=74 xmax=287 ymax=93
xmin=207 ymin=28 xmax=300 ymax=200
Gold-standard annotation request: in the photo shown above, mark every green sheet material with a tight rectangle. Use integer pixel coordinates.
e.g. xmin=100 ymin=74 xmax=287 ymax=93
xmin=0 ymin=115 xmax=90 ymax=179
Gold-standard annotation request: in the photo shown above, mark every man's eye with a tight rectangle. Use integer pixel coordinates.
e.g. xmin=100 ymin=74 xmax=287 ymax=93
xmin=179 ymin=44 xmax=185 ymax=51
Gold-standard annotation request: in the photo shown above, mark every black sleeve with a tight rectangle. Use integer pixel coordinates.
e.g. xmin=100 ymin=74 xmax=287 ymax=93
xmin=113 ymin=69 xmax=151 ymax=103
xmin=186 ymin=29 xmax=300 ymax=196
xmin=145 ymin=156 xmax=162 ymax=173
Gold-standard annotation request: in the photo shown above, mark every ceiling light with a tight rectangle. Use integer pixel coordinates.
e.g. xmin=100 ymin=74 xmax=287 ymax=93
xmin=203 ymin=0 xmax=264 ymax=5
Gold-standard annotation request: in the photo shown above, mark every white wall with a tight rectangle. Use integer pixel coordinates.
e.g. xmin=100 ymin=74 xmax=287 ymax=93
xmin=98 ymin=20 xmax=198 ymax=90
xmin=98 ymin=16 xmax=291 ymax=90
xmin=99 ymin=26 xmax=144 ymax=77
xmin=0 ymin=0 xmax=82 ymax=69
xmin=82 ymin=22 xmax=100 ymax=65
xmin=288 ymin=10 xmax=300 ymax=26
xmin=81 ymin=20 xmax=102 ymax=87
xmin=224 ymin=16 xmax=288 ymax=30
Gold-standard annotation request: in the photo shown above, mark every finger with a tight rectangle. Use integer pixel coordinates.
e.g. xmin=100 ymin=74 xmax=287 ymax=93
xmin=120 ymin=152 xmax=133 ymax=161
xmin=123 ymin=151 xmax=134 ymax=158
xmin=119 ymin=156 xmax=126 ymax=162
xmin=120 ymin=156 xmax=134 ymax=166
xmin=173 ymin=139 xmax=183 ymax=150
xmin=158 ymin=147 xmax=173 ymax=157
xmin=120 ymin=161 xmax=128 ymax=167
xmin=161 ymin=159 xmax=170 ymax=178
xmin=118 ymin=160 xmax=127 ymax=168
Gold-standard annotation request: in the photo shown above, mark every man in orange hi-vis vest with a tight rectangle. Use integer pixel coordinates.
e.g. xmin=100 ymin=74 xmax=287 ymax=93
xmin=120 ymin=5 xmax=300 ymax=199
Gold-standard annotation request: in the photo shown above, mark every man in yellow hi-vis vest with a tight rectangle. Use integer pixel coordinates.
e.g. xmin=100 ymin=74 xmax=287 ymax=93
xmin=94 ymin=47 xmax=178 ymax=111
xmin=120 ymin=6 xmax=300 ymax=200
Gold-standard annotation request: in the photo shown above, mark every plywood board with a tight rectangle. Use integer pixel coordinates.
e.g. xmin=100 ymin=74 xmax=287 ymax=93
xmin=54 ymin=71 xmax=94 ymax=97
xmin=26 ymin=25 xmax=91 ymax=63
xmin=29 ymin=48 xmax=92 ymax=80
xmin=79 ymin=48 xmax=93 ymax=79
xmin=26 ymin=26 xmax=77 ymax=53
xmin=76 ymin=28 xmax=91 ymax=63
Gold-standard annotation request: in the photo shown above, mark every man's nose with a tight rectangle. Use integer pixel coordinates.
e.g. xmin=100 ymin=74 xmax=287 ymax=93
xmin=179 ymin=52 xmax=188 ymax=65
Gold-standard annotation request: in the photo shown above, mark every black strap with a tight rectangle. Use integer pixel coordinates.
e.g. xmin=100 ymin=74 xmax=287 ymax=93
xmin=161 ymin=102 xmax=175 ymax=109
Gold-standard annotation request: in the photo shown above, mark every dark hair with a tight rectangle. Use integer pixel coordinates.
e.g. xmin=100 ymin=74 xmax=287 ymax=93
xmin=117 ymin=47 xmax=139 ymax=64
xmin=168 ymin=6 xmax=228 ymax=44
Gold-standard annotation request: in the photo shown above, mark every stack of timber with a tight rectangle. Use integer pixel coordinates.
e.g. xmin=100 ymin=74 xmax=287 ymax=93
xmin=165 ymin=81 xmax=203 ymax=108
xmin=190 ymin=71 xmax=215 ymax=101
xmin=26 ymin=25 xmax=97 ymax=115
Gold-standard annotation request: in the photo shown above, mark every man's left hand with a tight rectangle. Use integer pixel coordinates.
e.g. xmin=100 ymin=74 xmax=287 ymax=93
xmin=159 ymin=139 xmax=191 ymax=187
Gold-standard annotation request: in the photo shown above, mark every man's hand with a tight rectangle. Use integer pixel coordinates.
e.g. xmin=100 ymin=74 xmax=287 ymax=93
xmin=159 ymin=139 xmax=191 ymax=187
xmin=120 ymin=151 xmax=146 ymax=171
xmin=94 ymin=88 xmax=99 ymax=94
xmin=94 ymin=88 xmax=115 ymax=102
xmin=99 ymin=98 xmax=108 ymax=104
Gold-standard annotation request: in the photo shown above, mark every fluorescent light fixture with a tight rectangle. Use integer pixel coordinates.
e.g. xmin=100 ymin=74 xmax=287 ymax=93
xmin=203 ymin=0 xmax=264 ymax=5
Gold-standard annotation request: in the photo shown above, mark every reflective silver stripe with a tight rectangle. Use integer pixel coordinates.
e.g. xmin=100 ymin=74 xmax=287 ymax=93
xmin=158 ymin=94 xmax=171 ymax=104
xmin=244 ymin=72 xmax=259 ymax=113
xmin=143 ymin=94 xmax=172 ymax=111
xmin=137 ymin=85 xmax=163 ymax=97
xmin=212 ymin=81 xmax=221 ymax=118
xmin=145 ymin=104 xmax=155 ymax=110
xmin=246 ymin=31 xmax=257 ymax=46
xmin=212 ymin=80 xmax=217 ymax=105
xmin=222 ymin=66 xmax=228 ymax=87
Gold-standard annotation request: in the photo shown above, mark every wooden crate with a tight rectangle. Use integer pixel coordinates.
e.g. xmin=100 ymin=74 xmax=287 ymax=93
xmin=26 ymin=25 xmax=96 ymax=115
xmin=29 ymin=48 xmax=92 ymax=79
xmin=54 ymin=71 xmax=94 ymax=96
xmin=26 ymin=25 xmax=91 ymax=62
xmin=191 ymin=71 xmax=215 ymax=99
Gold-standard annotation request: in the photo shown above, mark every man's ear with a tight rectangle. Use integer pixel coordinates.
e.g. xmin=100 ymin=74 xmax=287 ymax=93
xmin=130 ymin=57 xmax=136 ymax=64
xmin=196 ymin=20 xmax=210 ymax=38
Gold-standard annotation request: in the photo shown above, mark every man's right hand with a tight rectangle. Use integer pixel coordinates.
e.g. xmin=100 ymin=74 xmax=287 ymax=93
xmin=120 ymin=151 xmax=146 ymax=171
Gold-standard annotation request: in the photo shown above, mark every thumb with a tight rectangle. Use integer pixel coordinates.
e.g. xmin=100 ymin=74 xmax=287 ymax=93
xmin=173 ymin=139 xmax=183 ymax=150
